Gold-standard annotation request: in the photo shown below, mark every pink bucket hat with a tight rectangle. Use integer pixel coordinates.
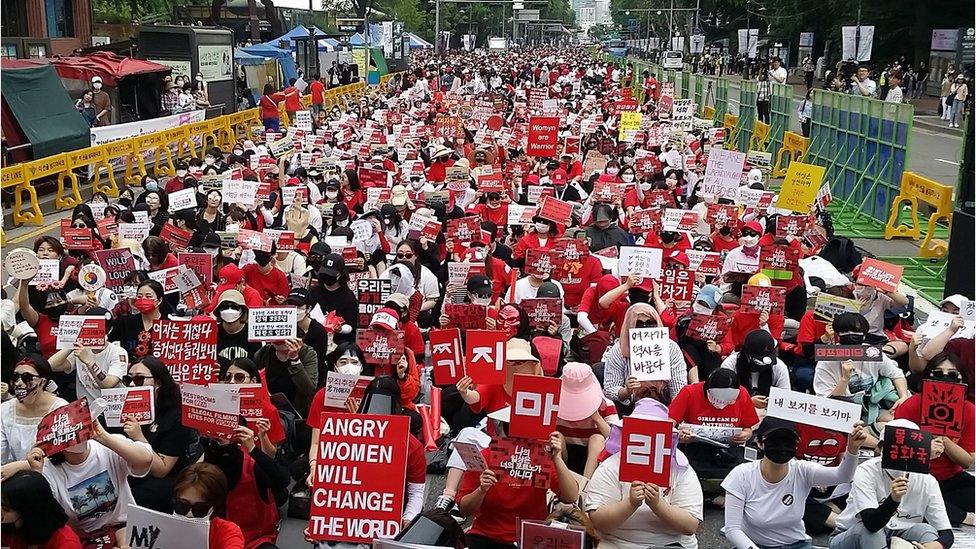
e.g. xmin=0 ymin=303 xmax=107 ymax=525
xmin=558 ymin=362 xmax=604 ymax=422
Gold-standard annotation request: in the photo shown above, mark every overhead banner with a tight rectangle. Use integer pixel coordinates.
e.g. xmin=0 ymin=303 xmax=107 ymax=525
xmin=737 ymin=29 xmax=759 ymax=57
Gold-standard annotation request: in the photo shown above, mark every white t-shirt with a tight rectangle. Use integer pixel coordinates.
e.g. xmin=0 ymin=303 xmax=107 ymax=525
xmin=721 ymin=246 xmax=760 ymax=275
xmin=42 ymin=436 xmax=152 ymax=535
xmin=720 ymin=353 xmax=792 ymax=392
xmin=0 ymin=397 xmax=68 ymax=463
xmin=769 ymin=66 xmax=788 ymax=84
xmin=512 ymin=278 xmax=565 ymax=305
xmin=66 ymin=288 xmax=120 ymax=312
xmin=813 ymin=355 xmax=905 ymax=397
xmin=834 ymin=457 xmax=950 ymax=533
xmin=64 ymin=342 xmax=128 ymax=405
xmin=380 ymin=264 xmax=440 ymax=302
xmin=585 ymin=453 xmax=703 ymax=549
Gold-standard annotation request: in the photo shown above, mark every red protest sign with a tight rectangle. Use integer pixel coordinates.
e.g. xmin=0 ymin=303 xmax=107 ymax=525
xmin=537 ymin=194 xmax=574 ymax=225
xmin=486 ymin=437 xmax=554 ymax=488
xmin=524 ymin=248 xmax=557 ymax=278
xmin=521 ymin=298 xmax=563 ymax=332
xmin=509 ymin=375 xmax=562 ymax=440
xmin=686 ymin=313 xmax=733 ymax=343
xmin=591 ymin=180 xmax=620 ymax=203
xmin=740 ymin=285 xmax=787 ymax=316
xmin=759 ymin=244 xmax=801 ymax=280
xmin=647 ymin=190 xmax=677 ymax=209
xmin=551 ymin=238 xmax=590 ymax=285
xmin=465 ymin=330 xmax=507 ymax=385
xmin=618 ymin=417 xmax=673 ymax=487
xmin=447 ymin=216 xmax=481 ymax=242
xmin=359 ymin=168 xmax=389 ymax=188
xmin=62 ymin=227 xmax=94 ymax=251
xmin=356 ymin=329 xmax=406 ymax=368
xmin=181 ymin=383 xmax=241 ymax=440
xmin=237 ymin=229 xmax=274 ymax=252
xmin=478 ymin=172 xmax=506 ymax=194
xmin=76 ymin=318 xmax=107 ymax=348
xmin=430 ymin=328 xmax=465 ymax=385
xmin=94 ymin=248 xmax=136 ymax=289
xmin=519 ymin=521 xmax=585 ymax=549
xmin=178 ymin=252 xmax=214 ymax=288
xmin=307 ymin=413 xmax=410 ymax=542
xmin=444 ymin=303 xmax=488 ymax=330
xmin=96 ymin=216 xmax=118 ymax=239
xmin=35 ymin=398 xmax=94 ymax=455
xmin=613 ymin=98 xmax=638 ymax=115
xmin=775 ymin=215 xmax=811 ymax=238
xmin=121 ymin=386 xmax=155 ymax=425
xmin=919 ymin=380 xmax=967 ymax=439
xmin=152 ymin=318 xmax=218 ymax=384
xmin=659 ymin=268 xmax=694 ymax=302
xmin=856 ymin=258 xmax=903 ymax=293
xmin=705 ymin=204 xmax=739 ymax=228
xmin=159 ymin=223 xmax=191 ymax=253
xmin=435 ymin=114 xmax=464 ymax=139
xmin=628 ymin=209 xmax=662 ymax=235
xmin=527 ymin=116 xmax=560 ymax=158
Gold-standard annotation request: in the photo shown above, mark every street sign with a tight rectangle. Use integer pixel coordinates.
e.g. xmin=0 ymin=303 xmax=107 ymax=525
xmin=516 ymin=9 xmax=540 ymax=21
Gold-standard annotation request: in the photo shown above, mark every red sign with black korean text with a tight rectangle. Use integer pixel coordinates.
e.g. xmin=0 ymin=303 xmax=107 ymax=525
xmin=152 ymin=318 xmax=218 ymax=384
xmin=686 ymin=313 xmax=733 ymax=343
xmin=35 ymin=398 xmax=94 ymax=455
xmin=444 ymin=303 xmax=487 ymax=330
xmin=882 ymin=425 xmax=932 ymax=474
xmin=618 ymin=417 xmax=673 ymax=487
xmin=537 ymin=194 xmax=574 ymax=225
xmin=429 ymin=328 xmax=465 ymax=385
xmin=919 ymin=380 xmax=967 ymax=439
xmin=464 ymin=330 xmax=507 ymax=385
xmin=509 ymin=375 xmax=562 ymax=440
xmin=485 ymin=437 xmax=554 ymax=488
xmin=856 ymin=258 xmax=904 ymax=293
xmin=740 ymin=285 xmax=787 ymax=316
xmin=527 ymin=116 xmax=560 ymax=158
xmin=659 ymin=268 xmax=694 ymax=302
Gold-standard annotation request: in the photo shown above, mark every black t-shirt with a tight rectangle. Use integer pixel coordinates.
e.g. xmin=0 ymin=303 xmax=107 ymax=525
xmin=311 ymin=284 xmax=358 ymax=332
xmin=216 ymin=324 xmax=262 ymax=368
xmin=110 ymin=313 xmax=158 ymax=361
xmin=300 ymin=319 xmax=329 ymax=387
xmin=141 ymin=405 xmax=195 ymax=467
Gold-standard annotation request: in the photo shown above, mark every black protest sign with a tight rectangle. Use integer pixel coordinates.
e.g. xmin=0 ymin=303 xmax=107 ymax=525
xmin=882 ymin=425 xmax=932 ymax=474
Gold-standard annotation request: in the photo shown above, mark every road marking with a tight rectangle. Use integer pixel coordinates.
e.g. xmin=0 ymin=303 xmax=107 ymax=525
xmin=6 ymin=220 xmax=60 ymax=245
xmin=935 ymin=158 xmax=960 ymax=166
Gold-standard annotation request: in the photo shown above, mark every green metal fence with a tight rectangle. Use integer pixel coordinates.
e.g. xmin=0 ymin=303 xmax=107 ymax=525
xmin=804 ymin=89 xmax=914 ymax=237
xmin=734 ymin=80 xmax=757 ymax=152
xmin=692 ymin=74 xmax=705 ymax=117
xmin=765 ymin=82 xmax=793 ymax=159
xmin=713 ymin=78 xmax=729 ymax=124
xmin=680 ymin=71 xmax=691 ymax=100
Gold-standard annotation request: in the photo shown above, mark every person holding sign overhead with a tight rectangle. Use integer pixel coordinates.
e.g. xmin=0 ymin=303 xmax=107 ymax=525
xmin=723 ymin=417 xmax=869 ymax=549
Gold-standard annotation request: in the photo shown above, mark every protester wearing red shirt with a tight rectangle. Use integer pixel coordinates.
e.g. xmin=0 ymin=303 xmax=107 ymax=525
xmin=2 ymin=471 xmax=83 ymax=549
xmin=578 ymin=274 xmax=630 ymax=337
xmin=560 ymin=254 xmax=603 ymax=311
xmin=208 ymin=265 xmax=264 ymax=314
xmin=309 ymin=75 xmax=326 ymax=112
xmin=512 ymin=218 xmax=557 ymax=261
xmin=241 ymin=249 xmax=290 ymax=305
xmin=710 ymin=226 xmax=740 ymax=254
xmin=468 ymin=194 xmax=509 ymax=228
xmin=282 ymin=80 xmax=302 ymax=118
xmin=720 ymin=309 xmax=785 ymax=355
xmin=171 ymin=464 xmax=246 ymax=549
xmin=670 ymin=378 xmax=760 ymax=432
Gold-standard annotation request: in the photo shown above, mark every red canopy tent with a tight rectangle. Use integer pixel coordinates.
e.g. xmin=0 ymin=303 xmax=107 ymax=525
xmin=16 ymin=51 xmax=171 ymax=86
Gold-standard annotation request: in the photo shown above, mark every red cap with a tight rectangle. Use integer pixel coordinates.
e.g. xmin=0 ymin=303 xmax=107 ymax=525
xmin=218 ymin=264 xmax=242 ymax=285
xmin=551 ymin=168 xmax=568 ymax=185
xmin=370 ymin=307 xmax=400 ymax=331
xmin=743 ymin=220 xmax=764 ymax=234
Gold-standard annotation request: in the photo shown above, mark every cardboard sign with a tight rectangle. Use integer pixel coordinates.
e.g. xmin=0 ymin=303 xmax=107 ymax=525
xmin=628 ymin=327 xmax=671 ymax=381
xmin=521 ymin=298 xmax=563 ymax=331
xmin=919 ymin=380 xmax=967 ymax=439
xmin=35 ymin=398 xmax=94 ymax=455
xmin=153 ymin=318 xmax=218 ymax=384
xmin=248 ymin=307 xmax=299 ymax=342
xmin=813 ymin=294 xmax=862 ymax=323
xmin=181 ymin=382 xmax=241 ymax=439
xmin=855 ymin=258 xmax=903 ymax=293
xmin=618 ymin=246 xmax=663 ymax=280
xmin=324 ymin=371 xmax=359 ymax=409
xmin=519 ymin=521 xmax=586 ymax=549
xmin=740 ymin=284 xmax=786 ymax=316
xmin=444 ymin=303 xmax=488 ymax=330
xmin=127 ymin=503 xmax=209 ymax=549
xmin=814 ymin=344 xmax=885 ymax=362
xmin=524 ymin=248 xmax=557 ymax=278
xmin=759 ymin=244 xmax=801 ymax=280
xmin=356 ymin=329 xmax=406 ymax=366
xmin=4 ymin=248 xmax=40 ymax=280
xmin=777 ymin=161 xmax=826 ymax=213
xmin=527 ymin=116 xmax=560 ymax=158
xmin=429 ymin=328 xmax=465 ymax=385
xmin=775 ymin=215 xmax=811 ymax=238
xmin=537 ymin=194 xmax=574 ymax=225
xmin=62 ymin=227 xmax=94 ymax=251
xmin=120 ymin=386 xmax=155 ymax=425
xmin=465 ymin=330 xmax=507 ymax=385
xmin=237 ymin=229 xmax=274 ymax=252
xmin=55 ymin=316 xmax=106 ymax=350
xmin=882 ymin=425 xmax=932 ymax=474
xmin=447 ymin=216 xmax=481 ymax=242
xmin=357 ymin=278 xmax=393 ymax=328
xmin=177 ymin=252 xmax=214 ymax=289
xmin=767 ymin=387 xmax=862 ymax=433
xmin=618 ymin=417 xmax=673 ymax=487
xmin=700 ymin=147 xmax=746 ymax=200
xmin=686 ymin=313 xmax=733 ymax=342
xmin=451 ymin=441 xmax=487 ymax=472
xmin=485 ymin=437 xmax=554 ymax=488
xmin=308 ymin=413 xmax=410 ymax=542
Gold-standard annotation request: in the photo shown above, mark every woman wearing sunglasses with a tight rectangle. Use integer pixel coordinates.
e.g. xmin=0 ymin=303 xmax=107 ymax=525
xmin=0 ymin=355 xmax=67 ymax=467
xmin=171 ymin=463 xmax=245 ymax=549
xmin=218 ymin=358 xmax=285 ymax=458
xmin=120 ymin=357 xmax=197 ymax=513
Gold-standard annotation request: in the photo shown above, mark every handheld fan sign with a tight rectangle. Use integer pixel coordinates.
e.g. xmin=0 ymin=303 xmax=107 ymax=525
xmin=79 ymin=264 xmax=107 ymax=292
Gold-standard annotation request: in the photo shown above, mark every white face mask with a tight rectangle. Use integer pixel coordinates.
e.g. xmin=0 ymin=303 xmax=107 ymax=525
xmin=220 ymin=309 xmax=242 ymax=323
xmin=205 ymin=157 xmax=216 ymax=165
xmin=326 ymin=191 xmax=339 ymax=200
xmin=410 ymin=179 xmax=425 ymax=190
xmin=534 ymin=222 xmax=550 ymax=234
xmin=233 ymin=149 xmax=243 ymax=155
xmin=336 ymin=361 xmax=363 ymax=376
xmin=739 ymin=236 xmax=759 ymax=248
xmin=176 ymin=169 xmax=187 ymax=177
xmin=692 ymin=302 xmax=713 ymax=315
xmin=622 ymin=174 xmax=636 ymax=183
xmin=706 ymin=388 xmax=740 ymax=409
xmin=92 ymin=83 xmax=102 ymax=90
xmin=471 ymin=295 xmax=491 ymax=306
xmin=639 ymin=181 xmax=652 ymax=191
xmin=606 ymin=167 xmax=619 ymax=175
xmin=225 ymin=223 xmax=241 ymax=233
xmin=854 ymin=286 xmax=875 ymax=300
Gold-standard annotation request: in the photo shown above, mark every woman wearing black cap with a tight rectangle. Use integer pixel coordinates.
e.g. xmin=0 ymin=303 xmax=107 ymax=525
xmin=721 ymin=329 xmax=792 ymax=410
xmin=310 ymin=253 xmax=359 ymax=338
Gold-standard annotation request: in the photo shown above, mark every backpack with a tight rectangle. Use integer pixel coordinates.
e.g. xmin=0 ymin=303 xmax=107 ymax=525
xmin=817 ymin=236 xmax=863 ymax=274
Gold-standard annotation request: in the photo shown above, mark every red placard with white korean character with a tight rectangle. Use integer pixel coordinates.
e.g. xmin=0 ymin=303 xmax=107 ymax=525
xmin=591 ymin=180 xmax=620 ymax=203
xmin=120 ymin=386 xmax=155 ymax=425
xmin=430 ymin=328 xmax=465 ymax=385
xmin=618 ymin=417 xmax=673 ymax=487
xmin=740 ymin=285 xmax=787 ymax=316
xmin=464 ymin=330 xmax=507 ymax=385
xmin=705 ymin=203 xmax=739 ymax=228
xmin=521 ymin=298 xmax=563 ymax=331
xmin=647 ymin=190 xmax=676 ymax=209
xmin=659 ymin=268 xmax=694 ymax=302
xmin=485 ymin=437 xmax=554 ymax=488
xmin=537 ymin=194 xmax=574 ymax=225
xmin=356 ymin=329 xmax=405 ymax=366
xmin=62 ymin=227 xmax=95 ymax=250
xmin=447 ymin=216 xmax=481 ymax=242
xmin=524 ymin=248 xmax=557 ymax=278
xmin=628 ymin=209 xmax=662 ymax=235
xmin=509 ymin=375 xmax=562 ymax=441
xmin=775 ymin=215 xmax=811 ymax=238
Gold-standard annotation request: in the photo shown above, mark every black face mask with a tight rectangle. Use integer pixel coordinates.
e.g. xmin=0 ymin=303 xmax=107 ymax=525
xmin=719 ymin=226 xmax=732 ymax=237
xmin=762 ymin=437 xmax=798 ymax=464
xmin=747 ymin=355 xmax=773 ymax=373
xmin=838 ymin=333 xmax=866 ymax=345
xmin=661 ymin=232 xmax=679 ymax=244
xmin=320 ymin=274 xmax=340 ymax=287
xmin=254 ymin=254 xmax=273 ymax=268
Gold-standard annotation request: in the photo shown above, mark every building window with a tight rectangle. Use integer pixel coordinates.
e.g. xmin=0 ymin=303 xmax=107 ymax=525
xmin=1 ymin=0 xmax=28 ymax=36
xmin=28 ymin=44 xmax=49 ymax=58
xmin=45 ymin=0 xmax=75 ymax=38
xmin=1 ymin=44 xmax=18 ymax=59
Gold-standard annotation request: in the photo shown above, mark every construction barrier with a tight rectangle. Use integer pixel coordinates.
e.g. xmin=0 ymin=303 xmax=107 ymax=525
xmin=772 ymin=131 xmax=809 ymax=178
xmin=884 ymin=172 xmax=954 ymax=259
xmin=749 ymin=120 xmax=770 ymax=153
xmin=804 ymin=89 xmax=914 ymax=237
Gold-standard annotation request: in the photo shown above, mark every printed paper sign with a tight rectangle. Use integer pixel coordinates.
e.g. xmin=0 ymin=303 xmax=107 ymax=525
xmin=814 ymin=344 xmax=885 ymax=362
xmin=661 ymin=209 xmax=699 ymax=233
xmin=430 ymin=328 xmax=465 ymax=385
xmin=168 ymin=187 xmax=198 ymax=212
xmin=120 ymin=386 xmax=155 ymax=425
xmin=759 ymin=244 xmax=801 ymax=280
xmin=406 ymin=213 xmax=441 ymax=241
xmin=685 ymin=425 xmax=742 ymax=444
xmin=485 ymin=437 xmax=554 ymax=488
xmin=628 ymin=327 xmax=671 ymax=381
xmin=308 ymin=413 xmax=410 ymax=542
xmin=882 ymin=425 xmax=932 ymax=474
xmin=152 ymin=318 xmax=218 ymax=384
xmin=777 ymin=161 xmax=826 ymax=213
xmin=237 ymin=229 xmax=274 ymax=252
xmin=767 ymin=387 xmax=862 ymax=433
xmin=519 ymin=521 xmax=585 ymax=549
xmin=618 ymin=417 xmax=673 ymax=487
xmin=618 ymin=246 xmax=663 ymax=280
xmin=628 ymin=209 xmax=662 ymax=235
xmin=776 ymin=215 xmax=811 ymax=238
xmin=357 ymin=278 xmax=393 ymax=328
xmin=56 ymin=316 xmax=106 ymax=350
xmin=619 ymin=111 xmax=642 ymax=142
xmin=700 ymin=147 xmax=746 ymax=200
xmin=527 ymin=116 xmax=560 ymax=158
xmin=248 ymin=307 xmax=299 ymax=342
xmin=507 ymin=204 xmax=537 ymax=226
xmin=451 ymin=441 xmax=487 ymax=472
xmin=740 ymin=284 xmax=787 ymax=316
xmin=356 ymin=329 xmax=406 ymax=367
xmin=537 ymin=194 xmax=574 ymax=225
xmin=509 ymin=375 xmax=562 ymax=440
xmin=813 ymin=294 xmax=861 ymax=322
xmin=180 ymin=382 xmax=241 ymax=439
xmin=32 ymin=259 xmax=60 ymax=286
xmin=465 ymin=330 xmax=507 ymax=385
xmin=521 ymin=298 xmax=563 ymax=332
xmin=178 ymin=252 xmax=214 ymax=288
xmin=705 ymin=204 xmax=739 ymax=228
xmin=659 ymin=268 xmax=694 ymax=302
xmin=205 ymin=384 xmax=267 ymax=422
xmin=686 ymin=313 xmax=733 ymax=343
xmin=325 ymin=371 xmax=359 ymax=409
xmin=855 ymin=258 xmax=903 ymax=293
xmin=671 ymin=99 xmax=694 ymax=131
xmin=127 ymin=503 xmax=209 ymax=548
xmin=919 ymin=380 xmax=967 ymax=439
xmin=35 ymin=398 xmax=94 ymax=455
xmin=686 ymin=250 xmax=721 ymax=277
xmin=159 ymin=223 xmax=192 ymax=253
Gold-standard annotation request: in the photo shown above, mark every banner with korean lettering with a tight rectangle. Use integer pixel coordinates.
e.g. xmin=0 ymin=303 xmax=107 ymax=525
xmin=618 ymin=246 xmax=663 ymax=280
xmin=686 ymin=313 xmax=733 ymax=343
xmin=152 ymin=318 xmax=218 ymax=384
xmin=628 ymin=328 xmax=671 ymax=381
xmin=509 ymin=375 xmax=561 ymax=440
xmin=35 ymin=398 xmax=94 ymax=455
xmin=767 ymin=387 xmax=861 ymax=433
xmin=519 ymin=521 xmax=585 ymax=549
xmin=855 ymin=258 xmax=903 ymax=293
xmin=659 ymin=268 xmax=694 ymax=302
xmin=357 ymin=279 xmax=393 ymax=328
xmin=618 ymin=417 xmax=673 ymax=487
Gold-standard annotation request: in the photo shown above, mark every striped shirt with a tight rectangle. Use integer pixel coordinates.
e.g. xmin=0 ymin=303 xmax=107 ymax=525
xmin=601 ymin=339 xmax=689 ymax=404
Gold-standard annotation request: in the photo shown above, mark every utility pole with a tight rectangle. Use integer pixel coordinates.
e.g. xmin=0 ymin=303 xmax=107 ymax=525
xmin=854 ymin=0 xmax=862 ymax=61
xmin=668 ymin=0 xmax=674 ymax=50
xmin=435 ymin=0 xmax=441 ymax=53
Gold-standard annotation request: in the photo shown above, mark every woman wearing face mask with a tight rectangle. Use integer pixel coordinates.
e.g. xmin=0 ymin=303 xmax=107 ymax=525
xmin=218 ymin=358 xmax=285 ymax=458
xmin=120 ymin=357 xmax=197 ymax=513
xmin=602 ymin=303 xmax=690 ymax=410
xmin=721 ymin=219 xmax=764 ymax=285
xmin=0 ymin=356 xmax=67 ymax=467
xmin=110 ymin=280 xmax=166 ymax=361
xmin=455 ymin=337 xmax=545 ymax=419
xmin=893 ymin=352 xmax=975 ymax=527
xmin=170 ymin=463 xmax=245 ymax=548
xmin=723 ymin=417 xmax=867 ymax=549
xmin=212 ymin=290 xmax=261 ymax=367
xmin=309 ymin=252 xmax=358 ymax=334
xmin=721 ymin=329 xmax=791 ymax=410
xmin=512 ymin=216 xmax=557 ymax=265
xmin=137 ymin=189 xmax=169 ymax=234
xmin=383 ymin=241 xmax=440 ymax=315
xmin=141 ymin=236 xmax=178 ymax=272
xmin=14 ymin=273 xmax=72 ymax=360
xmin=1 ymin=470 xmax=83 ymax=548
xmin=164 ymin=161 xmax=190 ymax=193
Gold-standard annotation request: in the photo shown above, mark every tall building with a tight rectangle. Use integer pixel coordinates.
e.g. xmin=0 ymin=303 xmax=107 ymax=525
xmin=578 ymin=6 xmax=596 ymax=31
xmin=594 ymin=0 xmax=612 ymax=26
xmin=1 ymin=0 xmax=93 ymax=57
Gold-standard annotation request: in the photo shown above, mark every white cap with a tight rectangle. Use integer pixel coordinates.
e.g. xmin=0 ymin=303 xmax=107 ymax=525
xmin=91 ymin=75 xmax=103 ymax=84
xmin=939 ymin=294 xmax=968 ymax=310
xmin=879 ymin=418 xmax=919 ymax=441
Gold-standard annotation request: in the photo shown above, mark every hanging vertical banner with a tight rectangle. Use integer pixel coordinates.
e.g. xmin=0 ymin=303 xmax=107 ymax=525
xmin=841 ymin=26 xmax=875 ymax=62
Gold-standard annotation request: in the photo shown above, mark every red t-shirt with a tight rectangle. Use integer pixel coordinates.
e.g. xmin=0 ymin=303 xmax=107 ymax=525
xmin=796 ymin=310 xmax=827 ymax=353
xmin=310 ymin=80 xmax=326 ymax=105
xmin=710 ymin=234 xmax=740 ymax=254
xmin=560 ymin=255 xmax=603 ymax=310
xmin=894 ymin=394 xmax=975 ymax=481
xmin=669 ymin=382 xmax=760 ymax=428
xmin=283 ymin=86 xmax=302 ymax=111
xmin=8 ymin=524 xmax=82 ymax=549
xmin=721 ymin=310 xmax=785 ymax=355
xmin=578 ymin=286 xmax=628 ymax=336
xmin=403 ymin=321 xmax=425 ymax=357
xmin=35 ymin=314 xmax=58 ymax=358
xmin=557 ymin=398 xmax=617 ymax=445
xmin=406 ymin=435 xmax=427 ymax=484
xmin=209 ymin=517 xmax=245 ymax=549
xmin=240 ymin=264 xmax=290 ymax=304
xmin=470 ymin=383 xmax=510 ymax=415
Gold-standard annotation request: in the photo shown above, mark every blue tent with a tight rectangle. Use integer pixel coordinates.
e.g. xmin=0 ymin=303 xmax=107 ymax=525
xmin=239 ymin=42 xmax=299 ymax=83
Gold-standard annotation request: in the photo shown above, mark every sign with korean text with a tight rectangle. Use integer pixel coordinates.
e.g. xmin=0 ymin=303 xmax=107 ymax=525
xmin=519 ymin=521 xmax=585 ymax=549
xmin=671 ymin=99 xmax=694 ymax=131
xmin=777 ymin=161 xmax=825 ymax=213
xmin=521 ymin=298 xmax=562 ymax=332
xmin=628 ymin=209 xmax=662 ymax=235
xmin=919 ymin=380 xmax=967 ymax=439
xmin=430 ymin=328 xmax=464 ymax=385
xmin=181 ymin=383 xmax=241 ymax=439
xmin=618 ymin=417 xmax=673 ymax=487
xmin=159 ymin=223 xmax=192 ymax=253
xmin=153 ymin=318 xmax=218 ymax=384
xmin=628 ymin=327 xmax=671 ymax=381
xmin=444 ymin=303 xmax=487 ymax=330
xmin=177 ymin=252 xmax=214 ymax=288
xmin=55 ymin=316 xmax=106 ymax=350
xmin=357 ymin=278 xmax=393 ymax=328
xmin=813 ymin=294 xmax=861 ymax=322
xmin=775 ymin=215 xmax=811 ymax=238
xmin=35 ymin=398 xmax=94 ymax=455
xmin=882 ymin=425 xmax=932 ymax=474
xmin=705 ymin=204 xmax=739 ymax=228
xmin=767 ymin=387 xmax=862 ymax=433
xmin=121 ymin=386 xmax=156 ymax=426
xmin=659 ymin=268 xmax=694 ymax=302
xmin=464 ymin=330 xmax=507 ymax=385
xmin=759 ymin=244 xmax=801 ymax=280
xmin=855 ymin=258 xmax=903 ymax=293
xmin=740 ymin=284 xmax=786 ymax=316
xmin=356 ymin=329 xmax=406 ymax=367
xmin=62 ymin=227 xmax=94 ymax=251
xmin=618 ymin=246 xmax=663 ymax=280
xmin=524 ymin=248 xmax=557 ymax=278
xmin=486 ymin=437 xmax=554 ymax=488
xmin=814 ymin=344 xmax=885 ymax=362
xmin=686 ymin=250 xmax=721 ymax=277
xmin=447 ymin=216 xmax=481 ymax=242
xmin=509 ymin=375 xmax=562 ymax=440
xmin=619 ymin=111 xmax=642 ymax=142
xmin=537 ymin=194 xmax=574 ymax=225
xmin=248 ymin=307 xmax=299 ymax=342
xmin=662 ymin=209 xmax=698 ymax=232
xmin=686 ymin=313 xmax=733 ymax=343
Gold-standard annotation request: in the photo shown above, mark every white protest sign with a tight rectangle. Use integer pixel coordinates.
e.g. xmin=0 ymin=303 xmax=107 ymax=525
xmin=30 ymin=259 xmax=60 ymax=286
xmin=294 ymin=110 xmax=313 ymax=131
xmin=766 ymin=387 xmax=862 ymax=433
xmin=325 ymin=371 xmax=359 ymax=408
xmin=127 ymin=503 xmax=209 ymax=548
xmin=3 ymin=248 xmax=39 ymax=280
xmin=672 ymin=99 xmax=694 ymax=131
xmin=451 ymin=441 xmax=487 ymax=472
xmin=132 ymin=211 xmax=150 ymax=225
xmin=350 ymin=219 xmax=374 ymax=243
xmin=99 ymin=388 xmax=130 ymax=427
xmin=962 ymin=300 xmax=976 ymax=322
xmin=628 ymin=327 xmax=671 ymax=381
xmin=248 ymin=307 xmax=299 ymax=342
xmin=618 ymin=246 xmax=663 ymax=280
xmin=168 ymin=188 xmax=198 ymax=212
xmin=172 ymin=266 xmax=202 ymax=294
xmin=222 ymin=179 xmax=260 ymax=207
xmin=90 ymin=202 xmax=107 ymax=220
xmin=683 ymin=424 xmax=742 ymax=444
xmin=700 ymin=146 xmax=746 ymax=200
xmin=55 ymin=315 xmax=87 ymax=350
xmin=917 ymin=310 xmax=975 ymax=340
xmin=78 ymin=264 xmax=107 ymax=292
xmin=118 ymin=223 xmax=151 ymax=242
